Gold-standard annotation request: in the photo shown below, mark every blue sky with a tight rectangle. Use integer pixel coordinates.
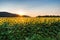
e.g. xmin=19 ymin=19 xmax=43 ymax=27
xmin=0 ymin=0 xmax=60 ymax=16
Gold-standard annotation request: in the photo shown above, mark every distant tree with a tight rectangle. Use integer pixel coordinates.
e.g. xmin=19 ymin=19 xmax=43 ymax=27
xmin=36 ymin=15 xmax=60 ymax=17
xmin=36 ymin=16 xmax=42 ymax=17
xmin=22 ymin=15 xmax=30 ymax=17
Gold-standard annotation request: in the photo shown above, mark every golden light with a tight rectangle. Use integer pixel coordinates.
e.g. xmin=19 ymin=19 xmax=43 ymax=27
xmin=16 ymin=10 xmax=26 ymax=16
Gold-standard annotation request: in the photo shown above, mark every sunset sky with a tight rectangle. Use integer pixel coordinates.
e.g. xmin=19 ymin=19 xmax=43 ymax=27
xmin=0 ymin=0 xmax=60 ymax=17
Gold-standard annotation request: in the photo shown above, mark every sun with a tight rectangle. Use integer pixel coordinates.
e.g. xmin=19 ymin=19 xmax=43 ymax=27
xmin=16 ymin=10 xmax=26 ymax=16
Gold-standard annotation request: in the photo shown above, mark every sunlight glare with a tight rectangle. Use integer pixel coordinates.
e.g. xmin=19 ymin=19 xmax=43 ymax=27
xmin=16 ymin=10 xmax=26 ymax=16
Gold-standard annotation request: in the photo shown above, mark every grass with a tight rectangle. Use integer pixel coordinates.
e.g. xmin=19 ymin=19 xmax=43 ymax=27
xmin=0 ymin=17 xmax=60 ymax=40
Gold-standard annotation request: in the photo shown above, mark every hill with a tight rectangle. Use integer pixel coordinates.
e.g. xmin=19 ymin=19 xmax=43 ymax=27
xmin=0 ymin=12 xmax=20 ymax=17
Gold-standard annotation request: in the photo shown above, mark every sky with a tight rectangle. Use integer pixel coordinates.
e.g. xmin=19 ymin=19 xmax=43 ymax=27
xmin=0 ymin=0 xmax=60 ymax=17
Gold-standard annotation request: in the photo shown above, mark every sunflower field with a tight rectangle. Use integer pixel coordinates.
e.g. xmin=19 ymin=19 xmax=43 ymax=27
xmin=0 ymin=17 xmax=60 ymax=40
